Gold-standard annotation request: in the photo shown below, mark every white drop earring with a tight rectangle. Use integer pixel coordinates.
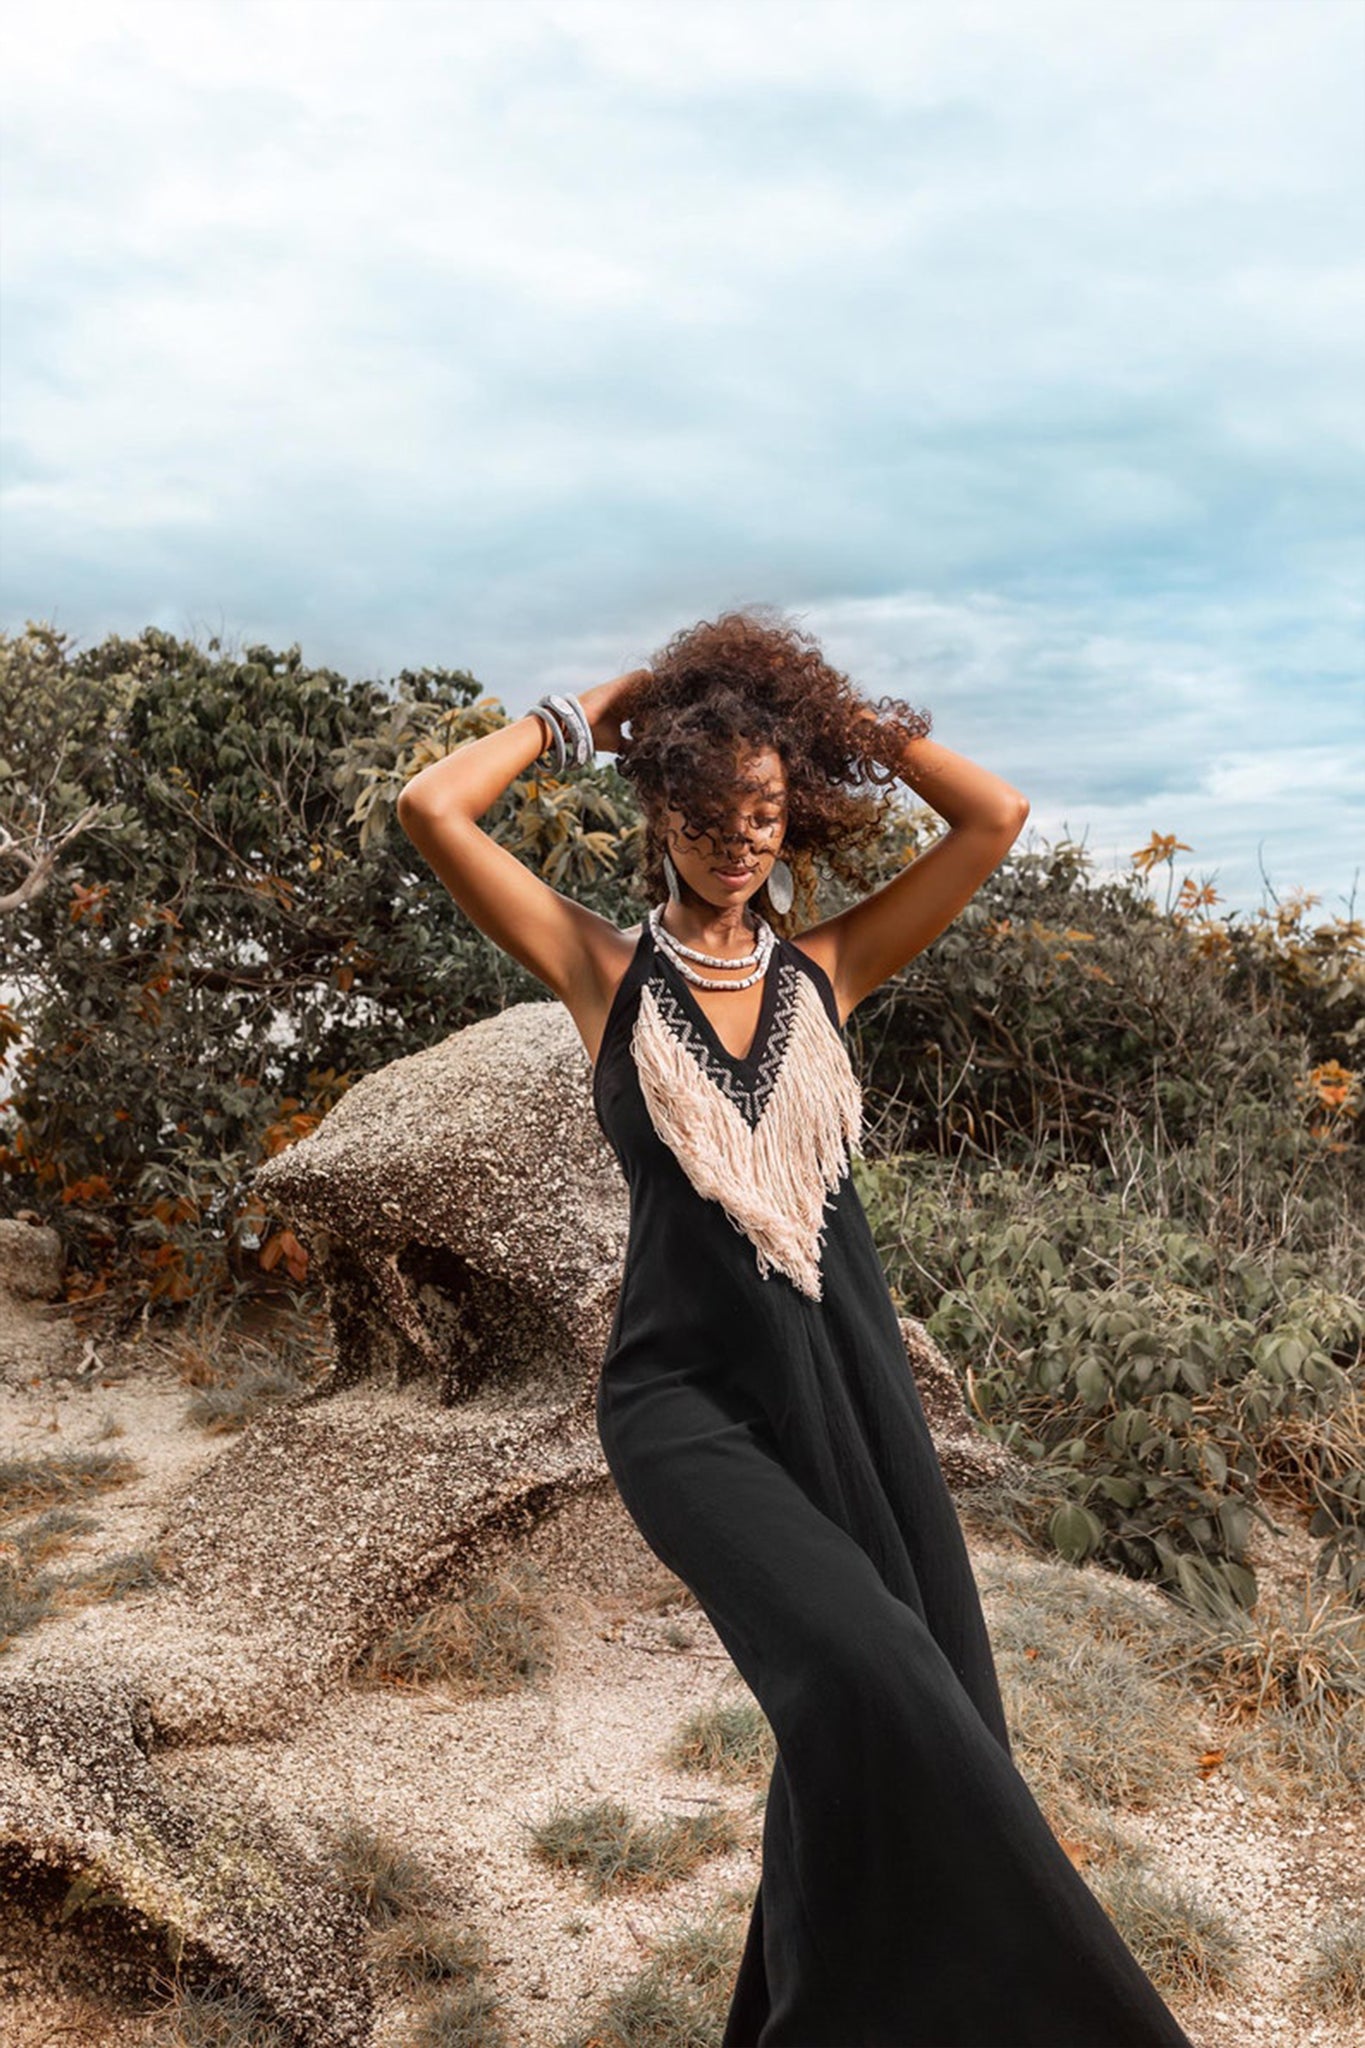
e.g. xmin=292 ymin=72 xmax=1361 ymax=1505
xmin=663 ymin=849 xmax=682 ymax=902
xmin=766 ymin=856 xmax=794 ymax=915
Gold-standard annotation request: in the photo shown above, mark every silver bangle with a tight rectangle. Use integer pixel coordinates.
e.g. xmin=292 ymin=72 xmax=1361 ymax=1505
xmin=535 ymin=692 xmax=595 ymax=769
xmin=531 ymin=703 xmax=566 ymax=773
xmin=548 ymin=692 xmax=595 ymax=767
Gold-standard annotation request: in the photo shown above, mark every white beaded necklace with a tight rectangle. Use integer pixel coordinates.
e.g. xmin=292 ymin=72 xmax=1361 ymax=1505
xmin=649 ymin=903 xmax=776 ymax=991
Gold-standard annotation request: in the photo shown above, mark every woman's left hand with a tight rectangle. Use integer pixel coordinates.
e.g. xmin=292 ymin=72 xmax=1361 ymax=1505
xmin=579 ymin=668 xmax=650 ymax=753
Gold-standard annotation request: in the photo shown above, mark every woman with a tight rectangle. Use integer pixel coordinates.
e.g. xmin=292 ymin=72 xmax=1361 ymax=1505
xmin=397 ymin=611 xmax=1195 ymax=2048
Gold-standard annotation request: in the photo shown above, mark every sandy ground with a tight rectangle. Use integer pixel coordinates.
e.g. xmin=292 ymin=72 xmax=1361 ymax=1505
xmin=2 ymin=1326 xmax=1362 ymax=2047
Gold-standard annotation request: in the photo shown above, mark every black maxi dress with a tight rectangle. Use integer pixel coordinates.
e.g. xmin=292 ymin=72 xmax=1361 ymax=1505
xmin=591 ymin=920 xmax=1197 ymax=2048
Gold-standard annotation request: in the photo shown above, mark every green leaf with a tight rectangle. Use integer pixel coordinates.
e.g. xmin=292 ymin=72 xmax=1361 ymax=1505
xmin=1094 ymin=1475 xmax=1142 ymax=1508
xmin=1050 ymin=1501 xmax=1103 ymax=1563
xmin=1075 ymin=1356 xmax=1109 ymax=1405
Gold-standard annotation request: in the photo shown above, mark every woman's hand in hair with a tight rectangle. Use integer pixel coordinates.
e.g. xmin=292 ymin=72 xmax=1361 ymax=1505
xmin=580 ymin=667 xmax=652 ymax=754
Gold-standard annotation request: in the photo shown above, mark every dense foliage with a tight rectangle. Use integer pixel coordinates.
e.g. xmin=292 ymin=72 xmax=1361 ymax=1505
xmin=846 ymin=832 xmax=1363 ymax=1166
xmin=0 ymin=623 xmax=636 ymax=1302
xmin=861 ymin=1152 xmax=1365 ymax=1612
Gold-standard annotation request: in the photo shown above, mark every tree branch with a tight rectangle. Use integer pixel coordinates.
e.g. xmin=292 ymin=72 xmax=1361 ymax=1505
xmin=0 ymin=803 xmax=104 ymax=915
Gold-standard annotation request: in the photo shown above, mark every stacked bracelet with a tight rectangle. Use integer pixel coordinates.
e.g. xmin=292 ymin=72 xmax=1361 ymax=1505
xmin=532 ymin=692 xmax=595 ymax=771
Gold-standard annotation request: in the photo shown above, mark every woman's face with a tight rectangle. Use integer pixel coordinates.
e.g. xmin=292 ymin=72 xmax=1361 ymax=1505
xmin=662 ymin=744 xmax=789 ymax=912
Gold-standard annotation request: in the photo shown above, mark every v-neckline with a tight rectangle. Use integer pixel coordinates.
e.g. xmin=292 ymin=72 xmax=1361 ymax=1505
xmin=653 ymin=931 xmax=783 ymax=1069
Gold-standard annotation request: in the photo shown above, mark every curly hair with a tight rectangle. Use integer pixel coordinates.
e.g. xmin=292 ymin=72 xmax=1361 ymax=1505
xmin=613 ymin=606 xmax=932 ymax=928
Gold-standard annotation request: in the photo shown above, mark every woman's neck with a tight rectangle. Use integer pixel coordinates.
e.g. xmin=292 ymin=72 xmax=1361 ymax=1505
xmin=658 ymin=899 xmax=759 ymax=955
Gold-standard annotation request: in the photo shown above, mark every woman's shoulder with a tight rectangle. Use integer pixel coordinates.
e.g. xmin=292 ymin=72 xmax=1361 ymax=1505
xmin=785 ymin=925 xmax=837 ymax=983
xmin=783 ymin=928 xmax=845 ymax=1031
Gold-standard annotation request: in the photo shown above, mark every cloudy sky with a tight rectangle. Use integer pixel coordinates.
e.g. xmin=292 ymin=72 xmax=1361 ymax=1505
xmin=3 ymin=0 xmax=1362 ymax=918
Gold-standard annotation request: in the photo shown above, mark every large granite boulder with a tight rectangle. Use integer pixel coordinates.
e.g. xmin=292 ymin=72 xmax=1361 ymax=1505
xmin=7 ymin=1352 xmax=1013 ymax=1748
xmin=0 ymin=1671 xmax=373 ymax=2044
xmin=251 ymin=998 xmax=623 ymax=1409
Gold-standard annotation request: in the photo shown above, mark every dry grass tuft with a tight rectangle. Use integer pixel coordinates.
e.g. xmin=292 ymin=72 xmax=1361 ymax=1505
xmin=170 ymin=1300 xmax=332 ymax=1433
xmin=143 ymin=1981 xmax=291 ymax=2046
xmin=324 ymin=1813 xmax=512 ymax=2039
xmin=182 ymin=1365 xmax=315 ymax=1434
xmin=360 ymin=1560 xmax=559 ymax=1697
xmin=7 ymin=1503 xmax=97 ymax=1561
xmin=979 ymin=1542 xmax=1365 ymax=1816
xmin=1298 ymin=1910 xmax=1365 ymax=2016
xmin=58 ymin=1545 xmax=174 ymax=1602
xmin=364 ymin=1907 xmax=510 ymax=2043
xmin=325 ymin=1815 xmax=442 ymax=1929
xmin=1 ymin=1451 xmax=166 ymax=1651
xmin=1 ymin=1510 xmax=173 ymax=1654
xmin=978 ymin=1556 xmax=1207 ymax=1817
xmin=665 ymin=1695 xmax=776 ymax=1788
xmin=559 ymin=1969 xmax=713 ymax=2048
xmin=404 ymin=1983 xmax=510 ymax=2047
xmin=559 ymin=1890 xmax=751 ymax=2048
xmin=1087 ymin=1856 xmax=1243 ymax=1996
xmin=0 ymin=1447 xmax=139 ymax=1519
xmin=364 ymin=1909 xmax=489 ymax=1986
xmin=1153 ymin=1572 xmax=1365 ymax=1802
xmin=527 ymin=1797 xmax=741 ymax=1898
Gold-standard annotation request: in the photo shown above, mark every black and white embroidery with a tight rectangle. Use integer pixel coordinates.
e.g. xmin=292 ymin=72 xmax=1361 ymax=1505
xmin=644 ymin=958 xmax=800 ymax=1128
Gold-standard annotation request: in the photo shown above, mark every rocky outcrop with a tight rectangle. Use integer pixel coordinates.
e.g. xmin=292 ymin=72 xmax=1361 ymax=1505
xmin=0 ymin=1216 xmax=65 ymax=1300
xmin=0 ymin=1216 xmax=81 ymax=1381
xmin=899 ymin=1316 xmax=1024 ymax=1490
xmin=251 ymin=999 xmax=624 ymax=1409
xmin=0 ymin=1671 xmax=373 ymax=2045
xmin=7 ymin=1345 xmax=1012 ymax=1748
xmin=7 ymin=1386 xmax=605 ymax=1744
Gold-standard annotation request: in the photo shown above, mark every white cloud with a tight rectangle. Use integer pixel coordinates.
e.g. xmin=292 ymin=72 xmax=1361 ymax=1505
xmin=1203 ymin=747 xmax=1365 ymax=806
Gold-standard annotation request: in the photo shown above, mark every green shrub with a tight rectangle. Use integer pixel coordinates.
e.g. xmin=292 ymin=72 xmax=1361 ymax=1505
xmin=849 ymin=831 xmax=1363 ymax=1169
xmin=866 ymin=1152 xmax=1365 ymax=1610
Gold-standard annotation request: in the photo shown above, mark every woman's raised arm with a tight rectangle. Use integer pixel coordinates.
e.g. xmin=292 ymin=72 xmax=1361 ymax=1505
xmin=395 ymin=672 xmax=642 ymax=1015
xmin=794 ymin=728 xmax=1029 ymax=1024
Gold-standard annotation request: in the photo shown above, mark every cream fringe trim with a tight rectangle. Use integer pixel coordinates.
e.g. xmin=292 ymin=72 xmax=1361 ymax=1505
xmin=631 ymin=968 xmax=863 ymax=1301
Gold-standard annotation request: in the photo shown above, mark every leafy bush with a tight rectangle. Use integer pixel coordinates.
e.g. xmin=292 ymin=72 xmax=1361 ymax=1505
xmin=849 ymin=830 xmax=1363 ymax=1167
xmin=865 ymin=1152 xmax=1365 ymax=1610
xmin=6 ymin=620 xmax=1358 ymax=1326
